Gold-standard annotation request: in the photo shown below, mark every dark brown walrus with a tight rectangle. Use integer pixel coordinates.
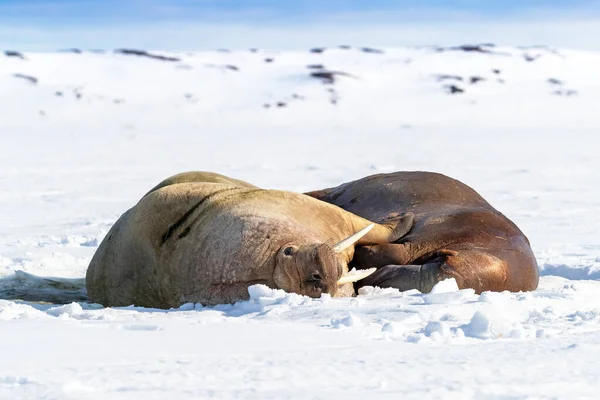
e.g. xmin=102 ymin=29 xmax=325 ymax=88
xmin=305 ymin=171 xmax=539 ymax=294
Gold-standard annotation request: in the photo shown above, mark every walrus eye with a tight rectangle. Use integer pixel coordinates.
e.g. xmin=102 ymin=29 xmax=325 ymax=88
xmin=284 ymin=247 xmax=294 ymax=256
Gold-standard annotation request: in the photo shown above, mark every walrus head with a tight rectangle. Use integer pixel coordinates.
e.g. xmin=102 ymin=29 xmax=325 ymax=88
xmin=272 ymin=224 xmax=377 ymax=298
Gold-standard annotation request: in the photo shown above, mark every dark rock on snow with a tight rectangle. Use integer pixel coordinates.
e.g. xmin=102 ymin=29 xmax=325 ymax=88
xmin=5 ymin=50 xmax=25 ymax=59
xmin=444 ymin=85 xmax=465 ymax=94
xmin=114 ymin=49 xmax=180 ymax=62
xmin=13 ymin=73 xmax=38 ymax=84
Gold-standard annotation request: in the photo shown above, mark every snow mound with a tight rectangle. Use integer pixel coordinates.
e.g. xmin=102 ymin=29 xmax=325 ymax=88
xmin=247 ymin=284 xmax=287 ymax=301
xmin=357 ymin=286 xmax=402 ymax=297
xmin=429 ymin=278 xmax=460 ymax=294
xmin=423 ymin=321 xmax=452 ymax=339
xmin=330 ymin=314 xmax=363 ymax=329
xmin=45 ymin=302 xmax=84 ymax=318
xmin=0 ymin=300 xmax=50 ymax=320
xmin=209 ymin=284 xmax=314 ymax=318
xmin=423 ymin=288 xmax=476 ymax=304
xmin=459 ymin=310 xmax=524 ymax=339
xmin=479 ymin=291 xmax=511 ymax=304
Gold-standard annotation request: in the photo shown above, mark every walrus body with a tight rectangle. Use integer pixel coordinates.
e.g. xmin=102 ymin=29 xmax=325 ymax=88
xmin=86 ymin=180 xmax=413 ymax=308
xmin=306 ymin=171 xmax=539 ymax=293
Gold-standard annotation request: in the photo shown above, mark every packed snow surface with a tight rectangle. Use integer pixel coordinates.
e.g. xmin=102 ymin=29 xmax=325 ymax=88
xmin=1 ymin=45 xmax=599 ymax=399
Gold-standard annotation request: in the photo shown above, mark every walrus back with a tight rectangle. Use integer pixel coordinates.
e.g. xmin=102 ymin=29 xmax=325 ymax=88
xmin=86 ymin=182 xmax=250 ymax=307
xmin=145 ymin=171 xmax=257 ymax=197
xmin=307 ymin=171 xmax=492 ymax=222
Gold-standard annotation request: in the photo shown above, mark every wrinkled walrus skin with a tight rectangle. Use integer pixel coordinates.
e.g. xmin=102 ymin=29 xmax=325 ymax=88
xmin=86 ymin=181 xmax=414 ymax=308
xmin=306 ymin=171 xmax=539 ymax=294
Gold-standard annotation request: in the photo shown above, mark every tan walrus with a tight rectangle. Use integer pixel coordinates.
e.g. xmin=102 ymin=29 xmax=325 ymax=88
xmin=86 ymin=176 xmax=414 ymax=308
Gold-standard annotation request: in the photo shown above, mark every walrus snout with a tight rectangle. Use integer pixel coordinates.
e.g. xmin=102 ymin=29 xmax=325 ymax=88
xmin=304 ymin=271 xmax=325 ymax=291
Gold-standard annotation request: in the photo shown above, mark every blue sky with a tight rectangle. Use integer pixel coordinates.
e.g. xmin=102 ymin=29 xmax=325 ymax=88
xmin=0 ymin=1 xmax=595 ymax=23
xmin=1 ymin=0 xmax=600 ymax=50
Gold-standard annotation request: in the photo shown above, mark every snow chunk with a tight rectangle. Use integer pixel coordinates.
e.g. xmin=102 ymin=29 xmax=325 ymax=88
xmin=246 ymin=284 xmax=306 ymax=308
xmin=478 ymin=291 xmax=511 ymax=303
xmin=421 ymin=278 xmax=476 ymax=304
xmin=536 ymin=329 xmax=547 ymax=338
xmin=81 ymin=238 xmax=99 ymax=247
xmin=214 ymin=284 xmax=311 ymax=317
xmin=429 ymin=278 xmax=459 ymax=294
xmin=319 ymin=293 xmax=332 ymax=304
xmin=0 ymin=376 xmax=30 ymax=385
xmin=248 ymin=284 xmax=284 ymax=300
xmin=177 ymin=302 xmax=196 ymax=311
xmin=423 ymin=321 xmax=451 ymax=338
xmin=510 ymin=326 xmax=526 ymax=339
xmin=423 ymin=288 xmax=476 ymax=304
xmin=381 ymin=322 xmax=397 ymax=333
xmin=357 ymin=286 xmax=401 ymax=297
xmin=331 ymin=314 xmax=363 ymax=329
xmin=460 ymin=311 xmax=493 ymax=339
xmin=459 ymin=310 xmax=520 ymax=339
xmin=381 ymin=321 xmax=405 ymax=339
xmin=46 ymin=302 xmax=83 ymax=317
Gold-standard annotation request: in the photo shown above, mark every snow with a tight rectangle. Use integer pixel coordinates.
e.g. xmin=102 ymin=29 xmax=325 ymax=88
xmin=1 ymin=45 xmax=600 ymax=398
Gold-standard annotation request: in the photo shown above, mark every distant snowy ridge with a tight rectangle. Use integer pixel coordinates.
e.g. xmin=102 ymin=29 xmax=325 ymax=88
xmin=2 ymin=44 xmax=599 ymax=130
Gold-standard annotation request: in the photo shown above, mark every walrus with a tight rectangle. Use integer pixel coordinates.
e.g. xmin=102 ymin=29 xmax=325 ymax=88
xmin=86 ymin=180 xmax=414 ymax=308
xmin=305 ymin=171 xmax=539 ymax=294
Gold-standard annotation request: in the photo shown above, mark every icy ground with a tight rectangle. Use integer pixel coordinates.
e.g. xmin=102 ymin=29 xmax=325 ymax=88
xmin=1 ymin=45 xmax=599 ymax=399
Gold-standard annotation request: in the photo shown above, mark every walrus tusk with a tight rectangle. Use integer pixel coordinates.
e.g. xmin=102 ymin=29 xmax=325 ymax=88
xmin=332 ymin=224 xmax=374 ymax=253
xmin=337 ymin=267 xmax=377 ymax=285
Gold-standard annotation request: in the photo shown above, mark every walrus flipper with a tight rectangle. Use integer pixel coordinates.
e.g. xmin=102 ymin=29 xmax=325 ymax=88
xmin=354 ymin=248 xmax=514 ymax=294
xmin=389 ymin=212 xmax=414 ymax=242
xmin=351 ymin=246 xmax=460 ymax=293
xmin=355 ymin=263 xmax=450 ymax=293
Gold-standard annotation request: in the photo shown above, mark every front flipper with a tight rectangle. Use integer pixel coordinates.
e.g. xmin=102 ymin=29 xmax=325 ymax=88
xmin=354 ymin=249 xmax=512 ymax=294
xmin=352 ymin=212 xmax=415 ymax=247
xmin=354 ymin=263 xmax=451 ymax=293
xmin=388 ymin=212 xmax=414 ymax=242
